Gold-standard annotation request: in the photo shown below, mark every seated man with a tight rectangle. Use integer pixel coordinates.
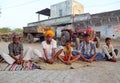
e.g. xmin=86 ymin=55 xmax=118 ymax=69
xmin=24 ymin=30 xmax=63 ymax=64
xmin=58 ymin=40 xmax=80 ymax=65
xmin=1 ymin=33 xmax=23 ymax=64
xmin=77 ymin=34 xmax=104 ymax=63
xmin=102 ymin=37 xmax=118 ymax=62
xmin=40 ymin=30 xmax=63 ymax=64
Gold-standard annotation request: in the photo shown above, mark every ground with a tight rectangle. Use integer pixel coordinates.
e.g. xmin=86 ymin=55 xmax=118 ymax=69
xmin=0 ymin=40 xmax=120 ymax=83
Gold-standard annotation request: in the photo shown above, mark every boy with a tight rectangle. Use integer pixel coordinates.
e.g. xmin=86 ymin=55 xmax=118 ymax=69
xmin=102 ymin=37 xmax=118 ymax=62
xmin=77 ymin=34 xmax=104 ymax=62
xmin=58 ymin=40 xmax=80 ymax=65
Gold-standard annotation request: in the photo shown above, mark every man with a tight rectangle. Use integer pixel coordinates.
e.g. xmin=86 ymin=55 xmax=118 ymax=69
xmin=9 ymin=33 xmax=23 ymax=64
xmin=77 ymin=34 xmax=104 ymax=62
xmin=42 ymin=30 xmax=64 ymax=64
xmin=28 ymin=30 xmax=63 ymax=64
xmin=102 ymin=37 xmax=118 ymax=62
xmin=1 ymin=33 xmax=23 ymax=64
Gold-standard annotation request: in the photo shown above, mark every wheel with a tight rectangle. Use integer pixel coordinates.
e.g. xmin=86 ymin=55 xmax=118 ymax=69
xmin=26 ymin=33 xmax=34 ymax=43
xmin=61 ymin=31 xmax=70 ymax=46
xmin=94 ymin=37 xmax=100 ymax=48
xmin=40 ymin=36 xmax=45 ymax=42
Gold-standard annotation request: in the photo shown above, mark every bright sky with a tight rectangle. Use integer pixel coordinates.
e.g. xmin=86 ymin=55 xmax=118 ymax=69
xmin=0 ymin=0 xmax=120 ymax=29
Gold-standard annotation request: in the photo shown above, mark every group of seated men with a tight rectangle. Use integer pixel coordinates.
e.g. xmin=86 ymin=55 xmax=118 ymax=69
xmin=0 ymin=30 xmax=118 ymax=65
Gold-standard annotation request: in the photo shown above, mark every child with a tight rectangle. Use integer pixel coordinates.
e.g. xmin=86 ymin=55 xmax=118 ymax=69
xmin=58 ymin=40 xmax=80 ymax=65
xmin=102 ymin=37 xmax=118 ymax=62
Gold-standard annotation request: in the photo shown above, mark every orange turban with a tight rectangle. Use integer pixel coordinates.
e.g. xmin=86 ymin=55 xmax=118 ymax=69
xmin=45 ymin=30 xmax=54 ymax=37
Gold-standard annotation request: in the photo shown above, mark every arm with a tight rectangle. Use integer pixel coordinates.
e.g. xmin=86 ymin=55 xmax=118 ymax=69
xmin=19 ymin=43 xmax=24 ymax=61
xmin=8 ymin=43 xmax=18 ymax=61
xmin=42 ymin=41 xmax=49 ymax=61
xmin=52 ymin=40 xmax=57 ymax=56
xmin=88 ymin=43 xmax=97 ymax=62
xmin=19 ymin=50 xmax=23 ymax=61
xmin=43 ymin=48 xmax=49 ymax=60
xmin=77 ymin=42 xmax=83 ymax=53
xmin=68 ymin=47 xmax=73 ymax=61
xmin=90 ymin=43 xmax=97 ymax=59
xmin=111 ymin=45 xmax=117 ymax=58
xmin=52 ymin=48 xmax=56 ymax=58
xmin=103 ymin=45 xmax=112 ymax=59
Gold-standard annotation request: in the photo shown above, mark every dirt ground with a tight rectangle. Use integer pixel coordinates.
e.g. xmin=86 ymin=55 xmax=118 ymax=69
xmin=0 ymin=40 xmax=120 ymax=83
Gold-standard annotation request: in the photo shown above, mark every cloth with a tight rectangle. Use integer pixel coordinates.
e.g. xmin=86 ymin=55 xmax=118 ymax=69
xmin=82 ymin=53 xmax=104 ymax=60
xmin=62 ymin=56 xmax=74 ymax=61
xmin=45 ymin=30 xmax=54 ymax=37
xmin=8 ymin=42 xmax=23 ymax=56
xmin=1 ymin=47 xmax=38 ymax=64
xmin=102 ymin=44 xmax=117 ymax=59
xmin=0 ymin=52 xmax=15 ymax=64
xmin=72 ymin=51 xmax=104 ymax=60
xmin=23 ymin=45 xmax=64 ymax=61
xmin=78 ymin=41 xmax=96 ymax=55
xmin=41 ymin=39 xmax=57 ymax=59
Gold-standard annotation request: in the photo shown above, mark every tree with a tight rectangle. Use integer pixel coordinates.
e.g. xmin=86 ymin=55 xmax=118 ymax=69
xmin=0 ymin=27 xmax=12 ymax=33
xmin=12 ymin=28 xmax=23 ymax=33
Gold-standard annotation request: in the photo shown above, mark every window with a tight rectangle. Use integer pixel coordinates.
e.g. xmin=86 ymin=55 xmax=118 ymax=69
xmin=59 ymin=9 xmax=63 ymax=17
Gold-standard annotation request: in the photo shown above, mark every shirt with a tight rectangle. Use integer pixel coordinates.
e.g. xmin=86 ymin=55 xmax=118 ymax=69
xmin=102 ymin=44 xmax=117 ymax=59
xmin=8 ymin=42 xmax=23 ymax=56
xmin=78 ymin=40 xmax=96 ymax=55
xmin=42 ymin=39 xmax=57 ymax=59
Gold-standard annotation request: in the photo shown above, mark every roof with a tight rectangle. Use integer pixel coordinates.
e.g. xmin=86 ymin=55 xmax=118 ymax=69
xmin=36 ymin=8 xmax=50 ymax=16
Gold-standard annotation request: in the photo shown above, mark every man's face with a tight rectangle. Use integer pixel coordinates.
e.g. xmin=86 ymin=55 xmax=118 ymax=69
xmin=46 ymin=35 xmax=52 ymax=42
xmin=106 ymin=39 xmax=111 ymax=46
xmin=85 ymin=36 xmax=90 ymax=43
xmin=13 ymin=36 xmax=19 ymax=43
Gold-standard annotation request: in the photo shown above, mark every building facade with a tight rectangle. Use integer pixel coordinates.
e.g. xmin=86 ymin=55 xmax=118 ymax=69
xmin=26 ymin=0 xmax=120 ymax=40
xmin=50 ymin=0 xmax=84 ymax=18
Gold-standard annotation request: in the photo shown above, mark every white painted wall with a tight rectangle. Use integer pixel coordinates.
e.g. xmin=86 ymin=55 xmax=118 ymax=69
xmin=91 ymin=23 xmax=120 ymax=39
xmin=50 ymin=0 xmax=84 ymax=18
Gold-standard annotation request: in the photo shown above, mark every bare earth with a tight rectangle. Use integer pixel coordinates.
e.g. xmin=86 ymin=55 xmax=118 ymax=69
xmin=0 ymin=41 xmax=120 ymax=83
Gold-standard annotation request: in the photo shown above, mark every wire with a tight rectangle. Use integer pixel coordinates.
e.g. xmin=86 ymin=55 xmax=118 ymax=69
xmin=2 ymin=0 xmax=40 ymax=9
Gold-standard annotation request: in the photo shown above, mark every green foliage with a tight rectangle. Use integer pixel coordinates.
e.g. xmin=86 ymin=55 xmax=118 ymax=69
xmin=0 ymin=27 xmax=23 ymax=33
xmin=12 ymin=28 xmax=23 ymax=33
xmin=0 ymin=27 xmax=12 ymax=33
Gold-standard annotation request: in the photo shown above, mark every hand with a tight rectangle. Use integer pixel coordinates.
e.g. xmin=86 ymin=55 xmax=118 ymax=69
xmin=65 ymin=61 xmax=71 ymax=65
xmin=88 ymin=58 xmax=94 ymax=63
xmin=83 ymin=58 xmax=89 ymax=62
xmin=109 ymin=58 xmax=117 ymax=62
xmin=46 ymin=59 xmax=54 ymax=64
xmin=19 ymin=56 xmax=23 ymax=62
xmin=16 ymin=59 xmax=21 ymax=65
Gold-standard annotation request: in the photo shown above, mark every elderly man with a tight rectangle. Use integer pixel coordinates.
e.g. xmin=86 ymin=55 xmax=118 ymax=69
xmin=1 ymin=33 xmax=23 ymax=64
xmin=40 ymin=30 xmax=63 ymax=64
xmin=23 ymin=30 xmax=63 ymax=64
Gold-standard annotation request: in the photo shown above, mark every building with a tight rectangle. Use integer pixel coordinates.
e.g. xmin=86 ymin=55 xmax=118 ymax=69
xmin=26 ymin=0 xmax=120 ymax=39
xmin=50 ymin=0 xmax=84 ymax=18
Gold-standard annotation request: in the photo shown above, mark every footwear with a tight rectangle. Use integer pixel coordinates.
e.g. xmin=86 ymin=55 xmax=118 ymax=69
xmin=109 ymin=58 xmax=117 ymax=62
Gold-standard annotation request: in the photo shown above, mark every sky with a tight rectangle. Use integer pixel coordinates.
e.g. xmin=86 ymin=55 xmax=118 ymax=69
xmin=0 ymin=0 xmax=120 ymax=29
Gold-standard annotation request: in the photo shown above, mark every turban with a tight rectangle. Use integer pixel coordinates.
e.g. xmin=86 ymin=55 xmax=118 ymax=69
xmin=45 ymin=30 xmax=54 ymax=37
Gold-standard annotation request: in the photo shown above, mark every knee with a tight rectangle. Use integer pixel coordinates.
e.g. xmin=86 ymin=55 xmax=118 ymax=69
xmin=33 ymin=49 xmax=42 ymax=57
xmin=114 ymin=49 xmax=118 ymax=53
xmin=58 ymin=46 xmax=64 ymax=50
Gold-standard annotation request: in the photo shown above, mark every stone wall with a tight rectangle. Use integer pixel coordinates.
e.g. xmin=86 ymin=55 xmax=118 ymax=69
xmin=74 ymin=10 xmax=120 ymax=39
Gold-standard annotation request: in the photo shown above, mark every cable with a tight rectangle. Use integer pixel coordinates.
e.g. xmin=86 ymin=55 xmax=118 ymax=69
xmin=2 ymin=0 xmax=40 ymax=9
